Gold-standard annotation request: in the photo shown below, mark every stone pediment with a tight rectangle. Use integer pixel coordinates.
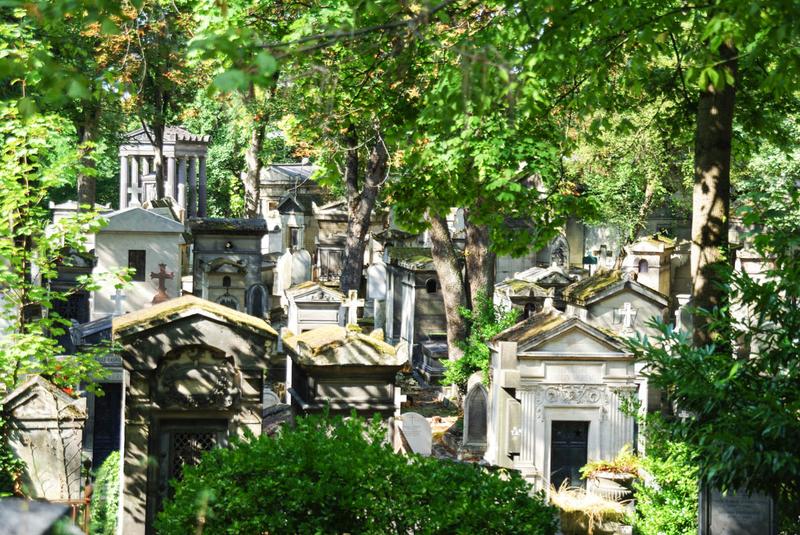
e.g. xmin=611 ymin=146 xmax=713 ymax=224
xmin=2 ymin=376 xmax=87 ymax=422
xmin=564 ymin=270 xmax=668 ymax=307
xmin=125 ymin=126 xmax=210 ymax=145
xmin=203 ymin=258 xmax=246 ymax=274
xmin=101 ymin=207 xmax=186 ymax=234
xmin=286 ymin=281 xmax=344 ymax=303
xmin=278 ymin=195 xmax=305 ymax=214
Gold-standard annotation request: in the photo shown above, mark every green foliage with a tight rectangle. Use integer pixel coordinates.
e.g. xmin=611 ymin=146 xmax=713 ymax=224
xmin=628 ymin=192 xmax=800 ymax=507
xmin=90 ymin=451 xmax=120 ymax=535
xmin=580 ymin=444 xmax=640 ymax=478
xmin=0 ymin=103 xmax=110 ymax=391
xmin=0 ymin=416 xmax=24 ymax=496
xmin=633 ymin=419 xmax=698 ymax=535
xmin=442 ymin=292 xmax=519 ymax=391
xmin=157 ymin=413 xmax=558 ymax=534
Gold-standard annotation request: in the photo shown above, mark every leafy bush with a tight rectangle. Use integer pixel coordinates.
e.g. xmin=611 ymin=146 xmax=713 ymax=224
xmin=90 ymin=451 xmax=120 ymax=535
xmin=157 ymin=414 xmax=558 ymax=534
xmin=633 ymin=419 xmax=698 ymax=535
xmin=0 ymin=415 xmax=23 ymax=496
xmin=442 ymin=292 xmax=519 ymax=390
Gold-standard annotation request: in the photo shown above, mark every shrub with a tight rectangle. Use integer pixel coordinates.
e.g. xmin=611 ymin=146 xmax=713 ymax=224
xmin=442 ymin=292 xmax=519 ymax=391
xmin=633 ymin=420 xmax=698 ymax=535
xmin=90 ymin=451 xmax=120 ymax=535
xmin=157 ymin=414 xmax=558 ymax=534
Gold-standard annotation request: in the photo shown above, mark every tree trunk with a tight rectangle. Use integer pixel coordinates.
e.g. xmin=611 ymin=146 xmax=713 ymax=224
xmin=152 ymin=121 xmax=165 ymax=200
xmin=464 ymin=205 xmax=496 ymax=307
xmin=244 ymin=120 xmax=265 ymax=218
xmin=76 ymin=103 xmax=100 ymax=209
xmin=691 ymin=42 xmax=736 ymax=347
xmin=340 ymin=131 xmax=386 ymax=293
xmin=428 ymin=212 xmax=467 ymax=360
xmin=614 ymin=176 xmax=658 ymax=269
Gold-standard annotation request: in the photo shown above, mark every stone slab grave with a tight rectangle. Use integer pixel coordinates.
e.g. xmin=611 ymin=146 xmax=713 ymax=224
xmin=396 ymin=411 xmax=432 ymax=456
xmin=699 ymin=486 xmax=776 ymax=535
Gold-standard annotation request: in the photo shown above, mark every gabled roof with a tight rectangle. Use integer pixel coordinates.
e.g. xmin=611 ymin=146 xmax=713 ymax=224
xmin=285 ymin=281 xmax=345 ymax=302
xmin=100 ymin=207 xmax=185 ymax=234
xmin=627 ymin=233 xmax=677 ymax=253
xmin=2 ymin=375 xmax=87 ymax=421
xmin=113 ymin=295 xmax=277 ymax=338
xmin=260 ymin=163 xmax=318 ymax=184
xmin=125 ymin=125 xmax=210 ymax=144
xmin=514 ymin=265 xmax=573 ymax=287
xmin=495 ymin=278 xmax=549 ymax=298
xmin=278 ymin=195 xmax=306 ymax=214
xmin=387 ymin=247 xmax=436 ymax=271
xmin=188 ymin=217 xmax=268 ymax=235
xmin=563 ymin=270 xmax=668 ymax=307
xmin=283 ymin=325 xmax=406 ymax=367
xmin=494 ymin=309 xmax=630 ymax=355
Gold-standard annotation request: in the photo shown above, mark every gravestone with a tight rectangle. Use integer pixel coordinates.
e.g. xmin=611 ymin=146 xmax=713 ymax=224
xmin=699 ymin=486 xmax=776 ymax=535
xmin=2 ymin=376 xmax=87 ymax=501
xmin=274 ymin=250 xmax=293 ymax=297
xmin=463 ymin=381 xmax=488 ymax=448
xmin=367 ymin=262 xmax=388 ymax=300
xmin=291 ymin=249 xmax=312 ymax=285
xmin=398 ymin=412 xmax=432 ymax=456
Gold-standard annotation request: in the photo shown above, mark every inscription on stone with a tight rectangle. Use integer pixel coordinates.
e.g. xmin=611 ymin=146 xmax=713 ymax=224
xmin=700 ymin=486 xmax=776 ymax=535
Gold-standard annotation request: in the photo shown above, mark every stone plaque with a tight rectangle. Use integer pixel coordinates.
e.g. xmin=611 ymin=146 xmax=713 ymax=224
xmin=399 ymin=412 xmax=432 ymax=456
xmin=699 ymin=486 xmax=776 ymax=535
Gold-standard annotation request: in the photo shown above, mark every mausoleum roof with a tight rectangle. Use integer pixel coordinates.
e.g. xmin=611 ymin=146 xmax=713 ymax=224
xmin=260 ymin=163 xmax=318 ymax=184
xmin=285 ymin=281 xmax=345 ymax=300
xmin=125 ymin=125 xmax=210 ymax=144
xmin=563 ymin=269 xmax=668 ymax=307
xmin=113 ymin=295 xmax=277 ymax=338
xmin=100 ymin=207 xmax=185 ymax=234
xmin=388 ymin=247 xmax=436 ymax=271
xmin=495 ymin=278 xmax=549 ymax=297
xmin=188 ymin=218 xmax=268 ymax=235
xmin=2 ymin=375 xmax=87 ymax=420
xmin=283 ymin=325 xmax=406 ymax=367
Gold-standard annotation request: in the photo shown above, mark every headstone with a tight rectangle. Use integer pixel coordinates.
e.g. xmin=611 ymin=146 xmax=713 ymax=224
xmin=291 ymin=249 xmax=312 ymax=285
xmin=274 ymin=250 xmax=293 ymax=297
xmin=263 ymin=389 xmax=280 ymax=410
xmin=398 ymin=412 xmax=432 ymax=456
xmin=463 ymin=381 xmax=488 ymax=447
xmin=699 ymin=486 xmax=776 ymax=535
xmin=342 ymin=289 xmax=365 ymax=326
xmin=367 ymin=262 xmax=388 ymax=300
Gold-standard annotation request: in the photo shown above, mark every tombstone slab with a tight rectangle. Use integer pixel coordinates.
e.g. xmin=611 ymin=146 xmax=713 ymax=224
xmin=291 ymin=249 xmax=312 ymax=285
xmin=699 ymin=486 xmax=776 ymax=535
xmin=398 ymin=412 xmax=432 ymax=456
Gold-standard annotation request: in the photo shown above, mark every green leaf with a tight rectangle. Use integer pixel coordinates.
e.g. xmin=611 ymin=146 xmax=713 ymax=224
xmin=213 ymin=69 xmax=248 ymax=92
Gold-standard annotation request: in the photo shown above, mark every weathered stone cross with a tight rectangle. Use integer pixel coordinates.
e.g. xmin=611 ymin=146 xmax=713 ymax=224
xmin=150 ymin=263 xmax=174 ymax=304
xmin=111 ymin=288 xmax=127 ymax=316
xmin=342 ymin=289 xmax=365 ymax=326
xmin=129 ymin=178 xmax=142 ymax=207
xmin=618 ymin=302 xmax=637 ymax=330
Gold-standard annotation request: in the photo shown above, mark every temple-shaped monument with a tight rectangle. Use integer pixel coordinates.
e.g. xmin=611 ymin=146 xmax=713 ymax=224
xmin=119 ymin=126 xmax=210 ymax=219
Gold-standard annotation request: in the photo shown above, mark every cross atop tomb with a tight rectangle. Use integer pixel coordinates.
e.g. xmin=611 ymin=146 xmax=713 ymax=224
xmin=129 ymin=178 xmax=143 ymax=207
xmin=342 ymin=289 xmax=365 ymax=326
xmin=112 ymin=288 xmax=127 ymax=316
xmin=618 ymin=302 xmax=637 ymax=331
xmin=150 ymin=264 xmax=174 ymax=304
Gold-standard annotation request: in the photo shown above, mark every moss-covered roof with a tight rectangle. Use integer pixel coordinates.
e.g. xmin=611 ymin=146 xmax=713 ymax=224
xmin=496 ymin=278 xmax=549 ymax=297
xmin=188 ymin=217 xmax=267 ymax=234
xmin=388 ymin=247 xmax=434 ymax=270
xmin=283 ymin=325 xmax=406 ymax=367
xmin=113 ymin=295 xmax=278 ymax=337
xmin=493 ymin=308 xmax=567 ymax=346
xmin=563 ymin=270 xmax=624 ymax=304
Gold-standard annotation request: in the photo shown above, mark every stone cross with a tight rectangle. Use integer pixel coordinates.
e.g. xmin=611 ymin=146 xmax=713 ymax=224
xmin=618 ymin=302 xmax=637 ymax=330
xmin=150 ymin=264 xmax=174 ymax=304
xmin=342 ymin=289 xmax=365 ymax=326
xmin=111 ymin=288 xmax=127 ymax=316
xmin=129 ymin=179 xmax=142 ymax=207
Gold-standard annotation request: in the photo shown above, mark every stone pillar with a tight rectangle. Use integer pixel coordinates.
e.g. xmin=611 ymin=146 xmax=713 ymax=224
xmin=198 ymin=156 xmax=207 ymax=217
xmin=130 ymin=156 xmax=139 ymax=206
xmin=119 ymin=155 xmax=129 ymax=209
xmin=177 ymin=156 xmax=187 ymax=215
xmin=187 ymin=156 xmax=197 ymax=218
xmin=141 ymin=156 xmax=150 ymax=176
xmin=166 ymin=156 xmax=176 ymax=200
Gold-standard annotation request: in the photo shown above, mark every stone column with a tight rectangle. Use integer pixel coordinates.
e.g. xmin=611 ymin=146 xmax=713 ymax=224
xmin=187 ymin=156 xmax=197 ymax=218
xmin=141 ymin=156 xmax=150 ymax=176
xmin=198 ymin=156 xmax=207 ymax=217
xmin=130 ymin=156 xmax=139 ymax=206
xmin=119 ymin=155 xmax=129 ymax=209
xmin=177 ymin=156 xmax=187 ymax=215
xmin=166 ymin=156 xmax=176 ymax=200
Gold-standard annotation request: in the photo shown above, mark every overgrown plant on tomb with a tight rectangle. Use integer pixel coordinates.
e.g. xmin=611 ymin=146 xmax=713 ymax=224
xmin=442 ymin=292 xmax=519 ymax=392
xmin=90 ymin=450 xmax=120 ymax=535
xmin=628 ymin=192 xmax=800 ymax=530
xmin=157 ymin=413 xmax=558 ymax=534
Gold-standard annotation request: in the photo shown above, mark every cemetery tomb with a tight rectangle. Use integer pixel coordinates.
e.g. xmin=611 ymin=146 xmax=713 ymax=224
xmin=283 ymin=325 xmax=407 ymax=417
xmin=2 ymin=376 xmax=87 ymax=501
xmin=113 ymin=295 xmax=278 ymax=534
xmin=284 ymin=281 xmax=345 ymax=334
xmin=92 ymin=207 xmax=184 ymax=319
xmin=485 ymin=308 xmax=638 ymax=492
xmin=620 ymin=233 xmax=676 ymax=296
xmin=291 ymin=249 xmax=313 ymax=285
xmin=313 ymin=200 xmax=349 ymax=282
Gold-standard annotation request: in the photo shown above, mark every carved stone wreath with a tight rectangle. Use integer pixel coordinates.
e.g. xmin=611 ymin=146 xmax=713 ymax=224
xmin=534 ymin=384 xmax=610 ymax=422
xmin=159 ymin=363 xmax=238 ymax=409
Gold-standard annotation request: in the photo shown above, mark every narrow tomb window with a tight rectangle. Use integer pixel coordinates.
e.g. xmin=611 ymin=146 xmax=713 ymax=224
xmin=638 ymin=259 xmax=649 ymax=273
xmin=128 ymin=250 xmax=146 ymax=281
xmin=222 ymin=275 xmax=231 ymax=288
xmin=289 ymin=227 xmax=300 ymax=249
xmin=425 ymin=278 xmax=438 ymax=294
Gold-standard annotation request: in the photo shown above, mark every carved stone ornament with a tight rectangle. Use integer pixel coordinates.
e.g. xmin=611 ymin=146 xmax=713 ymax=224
xmin=158 ymin=363 xmax=239 ymax=409
xmin=533 ymin=384 xmax=609 ymax=422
